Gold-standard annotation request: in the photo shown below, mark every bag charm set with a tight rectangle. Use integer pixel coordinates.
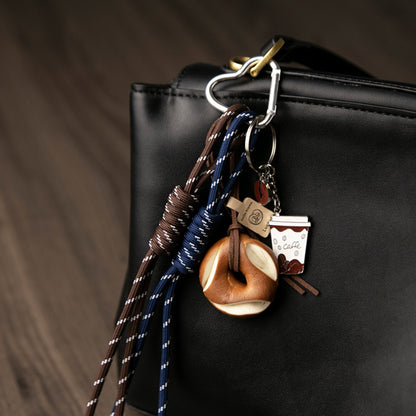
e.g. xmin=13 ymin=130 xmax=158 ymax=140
xmin=85 ymin=38 xmax=320 ymax=416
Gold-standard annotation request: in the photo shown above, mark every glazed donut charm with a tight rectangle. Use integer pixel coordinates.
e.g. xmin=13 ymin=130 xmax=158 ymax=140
xmin=199 ymin=234 xmax=278 ymax=317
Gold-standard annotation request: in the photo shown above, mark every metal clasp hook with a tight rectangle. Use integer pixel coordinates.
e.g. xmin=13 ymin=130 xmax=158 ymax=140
xmin=205 ymin=56 xmax=281 ymax=128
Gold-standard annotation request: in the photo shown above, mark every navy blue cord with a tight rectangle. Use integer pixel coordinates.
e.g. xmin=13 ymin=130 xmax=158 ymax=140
xmin=112 ymin=110 xmax=258 ymax=415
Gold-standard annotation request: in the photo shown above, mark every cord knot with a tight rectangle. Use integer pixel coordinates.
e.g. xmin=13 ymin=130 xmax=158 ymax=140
xmin=149 ymin=186 xmax=199 ymax=256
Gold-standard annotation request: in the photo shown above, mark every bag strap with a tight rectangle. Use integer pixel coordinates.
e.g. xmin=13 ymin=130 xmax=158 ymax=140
xmin=261 ymin=35 xmax=372 ymax=78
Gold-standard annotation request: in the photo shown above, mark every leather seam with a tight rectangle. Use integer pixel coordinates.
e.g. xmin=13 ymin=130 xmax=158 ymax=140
xmin=281 ymin=97 xmax=416 ymax=119
xmin=133 ymin=69 xmax=416 ymax=95
xmin=171 ymin=66 xmax=193 ymax=89
xmin=132 ymin=89 xmax=416 ymax=120
xmin=284 ymin=70 xmax=416 ymax=93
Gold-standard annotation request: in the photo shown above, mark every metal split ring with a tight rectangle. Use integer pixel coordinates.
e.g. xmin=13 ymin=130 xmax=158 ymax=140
xmin=245 ymin=116 xmax=277 ymax=174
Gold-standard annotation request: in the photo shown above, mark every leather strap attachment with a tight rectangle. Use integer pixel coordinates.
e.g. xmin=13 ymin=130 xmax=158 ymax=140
xmin=261 ymin=35 xmax=372 ymax=78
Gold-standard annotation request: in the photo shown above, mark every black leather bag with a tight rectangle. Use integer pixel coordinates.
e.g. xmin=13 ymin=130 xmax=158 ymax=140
xmin=120 ymin=37 xmax=416 ymax=416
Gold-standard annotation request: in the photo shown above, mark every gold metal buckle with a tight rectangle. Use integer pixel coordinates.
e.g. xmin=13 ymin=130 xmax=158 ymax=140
xmin=229 ymin=56 xmax=250 ymax=71
xmin=228 ymin=38 xmax=285 ymax=77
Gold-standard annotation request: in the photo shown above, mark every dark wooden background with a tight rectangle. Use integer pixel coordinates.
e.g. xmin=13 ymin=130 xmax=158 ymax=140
xmin=0 ymin=0 xmax=415 ymax=415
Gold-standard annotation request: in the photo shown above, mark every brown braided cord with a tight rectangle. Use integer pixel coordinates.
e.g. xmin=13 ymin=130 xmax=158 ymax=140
xmin=85 ymin=104 xmax=248 ymax=416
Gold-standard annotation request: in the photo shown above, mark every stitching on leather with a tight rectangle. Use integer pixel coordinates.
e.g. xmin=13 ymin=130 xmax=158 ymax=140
xmin=285 ymin=71 xmax=416 ymax=93
xmin=133 ymin=88 xmax=205 ymax=99
xmin=133 ymin=88 xmax=416 ymax=120
xmin=282 ymin=97 xmax=416 ymax=119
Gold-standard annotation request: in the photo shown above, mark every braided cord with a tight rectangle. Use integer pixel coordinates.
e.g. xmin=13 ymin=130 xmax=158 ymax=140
xmin=113 ymin=111 xmax=257 ymax=416
xmin=85 ymin=105 xmax=248 ymax=416
xmin=112 ymin=107 xmax=249 ymax=415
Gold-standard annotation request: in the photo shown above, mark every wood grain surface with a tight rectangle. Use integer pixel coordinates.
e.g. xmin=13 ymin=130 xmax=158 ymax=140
xmin=0 ymin=1 xmax=414 ymax=415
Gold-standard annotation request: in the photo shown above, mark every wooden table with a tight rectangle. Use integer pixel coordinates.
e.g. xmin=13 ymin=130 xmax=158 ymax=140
xmin=0 ymin=1 xmax=414 ymax=414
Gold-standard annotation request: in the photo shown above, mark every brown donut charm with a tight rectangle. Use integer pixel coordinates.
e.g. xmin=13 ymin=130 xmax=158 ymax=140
xmin=199 ymin=234 xmax=278 ymax=317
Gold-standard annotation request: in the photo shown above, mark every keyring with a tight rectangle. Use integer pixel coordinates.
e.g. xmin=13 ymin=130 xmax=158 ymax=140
xmin=245 ymin=116 xmax=277 ymax=173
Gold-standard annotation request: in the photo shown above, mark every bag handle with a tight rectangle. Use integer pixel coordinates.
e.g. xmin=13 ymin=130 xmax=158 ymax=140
xmin=261 ymin=35 xmax=372 ymax=78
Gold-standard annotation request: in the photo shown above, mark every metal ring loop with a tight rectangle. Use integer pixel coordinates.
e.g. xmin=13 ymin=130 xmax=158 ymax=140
xmin=205 ymin=57 xmax=281 ymax=128
xmin=245 ymin=116 xmax=277 ymax=174
xmin=228 ymin=56 xmax=250 ymax=71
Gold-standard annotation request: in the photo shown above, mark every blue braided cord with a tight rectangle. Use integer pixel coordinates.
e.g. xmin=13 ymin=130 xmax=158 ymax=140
xmin=172 ymin=207 xmax=224 ymax=275
xmin=215 ymin=150 xmax=247 ymax=213
xmin=158 ymin=275 xmax=179 ymax=416
xmin=132 ymin=268 xmax=177 ymax=362
xmin=111 ymin=207 xmax=224 ymax=413
xmin=214 ymin=121 xmax=260 ymax=213
xmin=115 ymin=108 xmax=260 ymax=416
xmin=215 ymin=128 xmax=258 ymax=213
xmin=111 ymin=269 xmax=179 ymax=415
xmin=113 ymin=207 xmax=222 ymax=413
xmin=206 ymin=111 xmax=255 ymax=212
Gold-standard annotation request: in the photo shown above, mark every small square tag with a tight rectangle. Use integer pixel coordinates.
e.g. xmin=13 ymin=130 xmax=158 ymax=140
xmin=226 ymin=197 xmax=274 ymax=238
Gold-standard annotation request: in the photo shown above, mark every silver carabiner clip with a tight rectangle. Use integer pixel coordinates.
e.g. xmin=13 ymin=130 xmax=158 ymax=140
xmin=205 ymin=56 xmax=281 ymax=128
